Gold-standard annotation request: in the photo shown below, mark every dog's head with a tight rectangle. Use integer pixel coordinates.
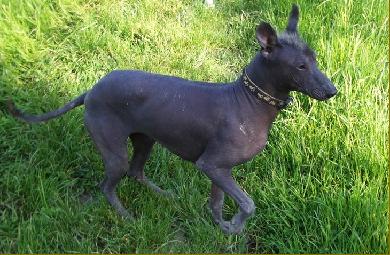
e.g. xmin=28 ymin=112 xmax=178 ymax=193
xmin=255 ymin=4 xmax=337 ymax=100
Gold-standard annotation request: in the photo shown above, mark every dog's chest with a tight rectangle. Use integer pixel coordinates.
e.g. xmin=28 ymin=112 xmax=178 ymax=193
xmin=227 ymin=121 xmax=269 ymax=164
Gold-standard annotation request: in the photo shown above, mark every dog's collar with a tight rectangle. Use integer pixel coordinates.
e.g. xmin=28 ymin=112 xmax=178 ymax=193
xmin=242 ymin=68 xmax=292 ymax=109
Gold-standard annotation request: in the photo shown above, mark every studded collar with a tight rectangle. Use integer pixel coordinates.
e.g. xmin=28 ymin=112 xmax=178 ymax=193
xmin=242 ymin=68 xmax=292 ymax=109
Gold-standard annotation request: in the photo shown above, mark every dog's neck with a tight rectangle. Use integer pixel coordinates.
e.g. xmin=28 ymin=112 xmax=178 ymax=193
xmin=228 ymin=53 xmax=291 ymax=126
xmin=243 ymin=53 xmax=291 ymax=103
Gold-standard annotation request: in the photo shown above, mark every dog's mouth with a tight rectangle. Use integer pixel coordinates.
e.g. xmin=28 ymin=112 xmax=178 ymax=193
xmin=292 ymin=73 xmax=337 ymax=101
xmin=298 ymin=85 xmax=337 ymax=101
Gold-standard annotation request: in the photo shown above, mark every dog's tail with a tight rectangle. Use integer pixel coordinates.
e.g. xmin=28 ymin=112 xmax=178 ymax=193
xmin=7 ymin=92 xmax=88 ymax=123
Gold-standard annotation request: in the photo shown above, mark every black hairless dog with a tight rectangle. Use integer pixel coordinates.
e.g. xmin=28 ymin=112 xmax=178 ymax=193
xmin=8 ymin=4 xmax=337 ymax=234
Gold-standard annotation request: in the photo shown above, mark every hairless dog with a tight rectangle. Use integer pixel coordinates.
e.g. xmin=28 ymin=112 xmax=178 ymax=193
xmin=8 ymin=4 xmax=337 ymax=234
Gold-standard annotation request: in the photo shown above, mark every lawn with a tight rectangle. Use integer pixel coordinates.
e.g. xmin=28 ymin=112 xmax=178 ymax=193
xmin=0 ymin=0 xmax=388 ymax=253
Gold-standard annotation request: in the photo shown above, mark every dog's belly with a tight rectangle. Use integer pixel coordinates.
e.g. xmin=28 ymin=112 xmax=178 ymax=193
xmin=132 ymin=118 xmax=212 ymax=163
xmin=156 ymin=138 xmax=204 ymax=162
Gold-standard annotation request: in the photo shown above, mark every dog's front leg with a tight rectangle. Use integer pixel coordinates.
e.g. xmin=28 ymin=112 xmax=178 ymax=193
xmin=209 ymin=183 xmax=225 ymax=224
xmin=197 ymin=159 xmax=255 ymax=234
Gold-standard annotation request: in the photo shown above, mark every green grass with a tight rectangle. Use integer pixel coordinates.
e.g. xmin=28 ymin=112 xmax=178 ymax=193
xmin=0 ymin=0 xmax=388 ymax=253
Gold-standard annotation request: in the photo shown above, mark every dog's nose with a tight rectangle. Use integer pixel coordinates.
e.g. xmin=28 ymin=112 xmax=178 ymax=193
xmin=325 ymin=87 xmax=338 ymax=99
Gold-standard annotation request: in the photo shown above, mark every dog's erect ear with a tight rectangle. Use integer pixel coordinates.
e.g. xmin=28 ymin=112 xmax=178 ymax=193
xmin=286 ymin=4 xmax=299 ymax=33
xmin=256 ymin=22 xmax=278 ymax=56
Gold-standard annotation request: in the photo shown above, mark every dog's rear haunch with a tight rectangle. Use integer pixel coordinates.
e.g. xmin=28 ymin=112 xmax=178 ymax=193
xmin=8 ymin=4 xmax=336 ymax=234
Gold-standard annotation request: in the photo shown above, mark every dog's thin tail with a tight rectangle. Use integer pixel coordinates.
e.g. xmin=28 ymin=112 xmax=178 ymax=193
xmin=7 ymin=92 xmax=88 ymax=123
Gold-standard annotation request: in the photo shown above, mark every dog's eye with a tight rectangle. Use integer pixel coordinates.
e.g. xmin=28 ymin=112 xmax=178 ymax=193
xmin=297 ymin=64 xmax=306 ymax=70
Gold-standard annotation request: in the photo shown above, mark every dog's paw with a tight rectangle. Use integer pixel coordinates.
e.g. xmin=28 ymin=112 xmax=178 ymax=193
xmin=161 ymin=189 xmax=176 ymax=199
xmin=117 ymin=209 xmax=134 ymax=221
xmin=219 ymin=220 xmax=244 ymax=235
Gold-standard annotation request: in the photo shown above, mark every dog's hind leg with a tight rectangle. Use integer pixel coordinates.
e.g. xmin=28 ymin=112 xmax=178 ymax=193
xmin=128 ymin=133 xmax=172 ymax=197
xmin=100 ymin=152 xmax=131 ymax=218
xmin=85 ymin=114 xmax=132 ymax=218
